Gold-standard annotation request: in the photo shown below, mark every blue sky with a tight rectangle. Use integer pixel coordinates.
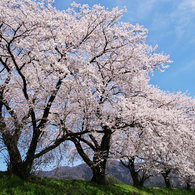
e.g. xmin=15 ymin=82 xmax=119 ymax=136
xmin=0 ymin=0 xmax=195 ymax=171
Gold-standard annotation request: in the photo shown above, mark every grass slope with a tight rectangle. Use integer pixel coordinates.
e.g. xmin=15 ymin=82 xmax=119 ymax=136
xmin=0 ymin=172 xmax=194 ymax=195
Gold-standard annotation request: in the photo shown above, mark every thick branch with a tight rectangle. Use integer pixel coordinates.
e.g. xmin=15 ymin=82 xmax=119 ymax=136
xmin=71 ymin=136 xmax=93 ymax=167
xmin=38 ymin=75 xmax=67 ymax=129
xmin=34 ymin=134 xmax=70 ymax=159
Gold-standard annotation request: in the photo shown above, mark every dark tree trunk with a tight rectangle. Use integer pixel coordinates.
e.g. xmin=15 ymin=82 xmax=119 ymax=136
xmin=71 ymin=126 xmax=111 ymax=185
xmin=129 ymin=165 xmax=140 ymax=187
xmin=139 ymin=174 xmax=146 ymax=187
xmin=3 ymin=124 xmax=41 ymax=180
xmin=121 ymin=158 xmax=140 ymax=187
xmin=5 ymin=132 xmax=69 ymax=180
xmin=90 ymin=153 xmax=107 ymax=185
xmin=5 ymin=139 xmax=34 ymax=180
xmin=22 ymin=129 xmax=41 ymax=180
xmin=2 ymin=130 xmax=24 ymax=178
xmin=22 ymin=159 xmax=34 ymax=180
xmin=187 ymin=182 xmax=191 ymax=191
xmin=120 ymin=158 xmax=150 ymax=187
xmin=90 ymin=127 xmax=111 ymax=185
xmin=8 ymin=159 xmax=33 ymax=180
xmin=164 ymin=176 xmax=171 ymax=189
xmin=161 ymin=170 xmax=171 ymax=189
xmin=7 ymin=146 xmax=24 ymax=178
xmin=140 ymin=178 xmax=144 ymax=187
xmin=139 ymin=169 xmax=151 ymax=187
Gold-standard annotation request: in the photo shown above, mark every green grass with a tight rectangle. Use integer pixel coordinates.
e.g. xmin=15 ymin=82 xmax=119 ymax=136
xmin=0 ymin=172 xmax=194 ymax=195
xmin=105 ymin=176 xmax=124 ymax=185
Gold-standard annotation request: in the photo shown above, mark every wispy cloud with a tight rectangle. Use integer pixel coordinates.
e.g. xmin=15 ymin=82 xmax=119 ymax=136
xmin=172 ymin=58 xmax=195 ymax=77
xmin=168 ymin=1 xmax=195 ymax=40
xmin=121 ymin=0 xmax=195 ymax=47
xmin=136 ymin=0 xmax=159 ymax=19
xmin=178 ymin=0 xmax=195 ymax=12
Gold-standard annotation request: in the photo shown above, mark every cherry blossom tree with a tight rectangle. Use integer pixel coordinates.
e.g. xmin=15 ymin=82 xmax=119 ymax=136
xmin=53 ymin=2 xmax=172 ymax=185
xmin=177 ymin=131 xmax=195 ymax=190
xmin=111 ymin=125 xmax=154 ymax=187
xmin=0 ymin=0 xmax=86 ymax=180
xmin=111 ymin=87 xmax=195 ymax=187
xmin=178 ymin=166 xmax=195 ymax=190
xmin=142 ymin=89 xmax=195 ymax=189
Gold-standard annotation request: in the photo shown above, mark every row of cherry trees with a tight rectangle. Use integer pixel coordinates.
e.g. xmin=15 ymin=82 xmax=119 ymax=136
xmin=111 ymin=87 xmax=195 ymax=188
xmin=0 ymin=0 xmax=195 ymax=187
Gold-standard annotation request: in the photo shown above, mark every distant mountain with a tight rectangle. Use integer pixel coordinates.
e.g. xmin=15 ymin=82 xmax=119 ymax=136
xmin=38 ymin=163 xmax=92 ymax=181
xmin=37 ymin=160 xmax=185 ymax=188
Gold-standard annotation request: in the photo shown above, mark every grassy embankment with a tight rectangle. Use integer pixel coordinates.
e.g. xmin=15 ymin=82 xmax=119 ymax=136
xmin=0 ymin=172 xmax=194 ymax=195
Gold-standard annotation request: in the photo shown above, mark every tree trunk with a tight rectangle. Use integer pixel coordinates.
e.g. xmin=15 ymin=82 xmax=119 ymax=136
xmin=22 ymin=128 xmax=41 ymax=180
xmin=131 ymin=169 xmax=141 ymax=187
xmin=6 ymin=145 xmax=33 ymax=180
xmin=3 ymin=129 xmax=37 ymax=180
xmin=121 ymin=158 xmax=141 ymax=187
xmin=71 ymin=127 xmax=111 ymax=185
xmin=90 ymin=131 xmax=110 ymax=185
xmin=22 ymin=159 xmax=34 ymax=180
xmin=187 ymin=182 xmax=191 ymax=191
xmin=164 ymin=177 xmax=171 ymax=189
xmin=139 ymin=170 xmax=151 ymax=187
xmin=90 ymin=128 xmax=111 ymax=185
xmin=8 ymin=147 xmax=24 ymax=178
xmin=139 ymin=174 xmax=146 ymax=187
xmin=2 ymin=131 xmax=23 ymax=178
xmin=90 ymin=155 xmax=107 ymax=185
xmin=161 ymin=171 xmax=171 ymax=189
xmin=139 ymin=178 xmax=144 ymax=187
